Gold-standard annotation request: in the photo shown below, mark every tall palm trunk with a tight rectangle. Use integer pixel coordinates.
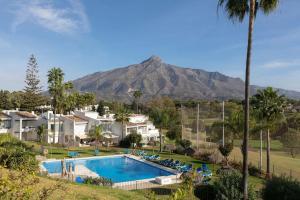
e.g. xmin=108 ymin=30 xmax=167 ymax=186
xmin=53 ymin=108 xmax=56 ymax=144
xmin=243 ymin=1 xmax=255 ymax=199
xmin=159 ymin=127 xmax=162 ymax=152
xmin=121 ymin=121 xmax=124 ymax=140
xmin=266 ymin=129 xmax=271 ymax=178
xmin=260 ymin=130 xmax=263 ymax=173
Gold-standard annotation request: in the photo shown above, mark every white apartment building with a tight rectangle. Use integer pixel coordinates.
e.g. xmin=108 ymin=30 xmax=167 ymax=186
xmin=0 ymin=108 xmax=160 ymax=147
xmin=0 ymin=112 xmax=11 ymax=134
xmin=114 ymin=114 xmax=160 ymax=145
xmin=1 ymin=110 xmax=38 ymax=140
xmin=39 ymin=111 xmax=63 ymax=143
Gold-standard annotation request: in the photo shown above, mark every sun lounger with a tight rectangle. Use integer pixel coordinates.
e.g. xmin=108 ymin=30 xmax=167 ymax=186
xmin=123 ymin=149 xmax=131 ymax=154
xmin=75 ymin=176 xmax=85 ymax=184
xmin=94 ymin=149 xmax=100 ymax=156
xmin=198 ymin=163 xmax=212 ymax=177
xmin=68 ymin=151 xmax=79 ymax=158
xmin=179 ymin=164 xmax=193 ymax=173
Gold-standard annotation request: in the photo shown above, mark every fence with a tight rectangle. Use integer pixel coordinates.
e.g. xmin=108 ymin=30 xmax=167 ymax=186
xmin=113 ymin=176 xmax=181 ymax=190
xmin=180 ymin=102 xmax=223 ymax=147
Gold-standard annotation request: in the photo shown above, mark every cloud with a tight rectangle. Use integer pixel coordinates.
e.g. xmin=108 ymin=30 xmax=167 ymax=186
xmin=261 ymin=60 xmax=300 ymax=69
xmin=11 ymin=0 xmax=89 ymax=34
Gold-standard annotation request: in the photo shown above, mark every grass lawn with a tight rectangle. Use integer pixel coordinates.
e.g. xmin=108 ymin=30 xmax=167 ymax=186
xmin=234 ymin=139 xmax=283 ymax=151
xmin=29 ymin=142 xmax=125 ymax=159
xmin=229 ymin=147 xmax=300 ymax=180
xmin=0 ymin=167 xmax=147 ymax=200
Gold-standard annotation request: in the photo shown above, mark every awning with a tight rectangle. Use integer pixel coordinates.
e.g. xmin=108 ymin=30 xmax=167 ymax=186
xmin=75 ymin=134 xmax=88 ymax=139
xmin=102 ymin=132 xmax=119 ymax=139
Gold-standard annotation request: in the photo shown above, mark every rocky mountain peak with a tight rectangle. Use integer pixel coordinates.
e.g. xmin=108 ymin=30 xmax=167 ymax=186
xmin=72 ymin=56 xmax=300 ymax=101
xmin=141 ymin=55 xmax=162 ymax=64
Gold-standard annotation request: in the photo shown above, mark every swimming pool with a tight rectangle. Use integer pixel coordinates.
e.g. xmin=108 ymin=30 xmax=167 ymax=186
xmin=42 ymin=155 xmax=175 ymax=183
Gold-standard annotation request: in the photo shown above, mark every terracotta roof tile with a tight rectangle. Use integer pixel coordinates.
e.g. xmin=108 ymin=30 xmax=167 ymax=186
xmin=16 ymin=112 xmax=37 ymax=119
xmin=65 ymin=115 xmax=88 ymax=123
xmin=0 ymin=112 xmax=11 ymax=119
xmin=126 ymin=122 xmax=147 ymax=126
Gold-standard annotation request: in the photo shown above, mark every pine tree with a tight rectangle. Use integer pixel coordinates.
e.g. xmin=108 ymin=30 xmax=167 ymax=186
xmin=97 ymin=100 xmax=105 ymax=116
xmin=0 ymin=90 xmax=12 ymax=110
xmin=21 ymin=54 xmax=44 ymax=111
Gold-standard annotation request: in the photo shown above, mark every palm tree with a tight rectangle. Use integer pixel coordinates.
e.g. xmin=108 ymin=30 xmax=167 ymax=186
xmin=88 ymin=125 xmax=103 ymax=150
xmin=225 ymin=107 xmax=245 ymax=140
xmin=218 ymin=1 xmax=279 ymax=198
xmin=47 ymin=67 xmax=64 ymax=144
xmin=251 ymin=87 xmax=286 ymax=178
xmin=151 ymin=109 xmax=170 ymax=152
xmin=133 ymin=90 xmax=142 ymax=114
xmin=48 ymin=68 xmax=74 ymax=143
xmin=114 ymin=107 xmax=130 ymax=140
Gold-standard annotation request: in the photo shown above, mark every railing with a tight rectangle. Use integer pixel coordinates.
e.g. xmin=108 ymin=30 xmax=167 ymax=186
xmin=113 ymin=176 xmax=180 ymax=190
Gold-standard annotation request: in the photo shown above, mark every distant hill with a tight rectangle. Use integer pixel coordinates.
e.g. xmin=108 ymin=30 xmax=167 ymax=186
xmin=72 ymin=56 xmax=300 ymax=101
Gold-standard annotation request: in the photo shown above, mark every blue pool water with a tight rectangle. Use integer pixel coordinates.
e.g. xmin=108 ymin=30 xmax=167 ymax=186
xmin=42 ymin=156 xmax=174 ymax=183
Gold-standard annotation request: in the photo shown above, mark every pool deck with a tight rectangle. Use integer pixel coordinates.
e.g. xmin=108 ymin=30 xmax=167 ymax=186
xmin=40 ymin=154 xmax=182 ymax=190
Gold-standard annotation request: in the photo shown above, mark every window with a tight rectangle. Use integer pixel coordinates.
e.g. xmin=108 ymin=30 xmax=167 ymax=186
xmin=51 ymin=124 xmax=55 ymax=131
xmin=64 ymin=136 xmax=69 ymax=143
xmin=0 ymin=120 xmax=11 ymax=129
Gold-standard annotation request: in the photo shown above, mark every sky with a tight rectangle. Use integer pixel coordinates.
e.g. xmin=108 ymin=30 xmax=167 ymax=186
xmin=0 ymin=0 xmax=299 ymax=92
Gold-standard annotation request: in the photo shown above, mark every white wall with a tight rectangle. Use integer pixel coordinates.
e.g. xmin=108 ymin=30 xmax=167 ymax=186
xmin=75 ymin=111 xmax=99 ymax=120
xmin=129 ymin=115 xmax=148 ymax=123
xmin=111 ymin=122 xmax=123 ymax=140
xmin=74 ymin=123 xmax=88 ymax=138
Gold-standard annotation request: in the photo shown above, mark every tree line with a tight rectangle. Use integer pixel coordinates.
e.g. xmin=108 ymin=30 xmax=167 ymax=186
xmin=0 ymin=55 xmax=96 ymax=113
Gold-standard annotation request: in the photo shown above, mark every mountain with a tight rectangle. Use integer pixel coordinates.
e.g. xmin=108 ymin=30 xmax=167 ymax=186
xmin=72 ymin=56 xmax=300 ymax=101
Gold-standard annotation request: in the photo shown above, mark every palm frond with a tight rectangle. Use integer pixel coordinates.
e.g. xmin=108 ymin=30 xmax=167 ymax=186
xmin=259 ymin=0 xmax=279 ymax=14
xmin=218 ymin=0 xmax=249 ymax=22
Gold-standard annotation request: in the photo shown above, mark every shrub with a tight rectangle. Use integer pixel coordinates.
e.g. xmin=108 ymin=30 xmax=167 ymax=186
xmin=183 ymin=147 xmax=195 ymax=156
xmin=175 ymin=139 xmax=192 ymax=155
xmin=0 ymin=134 xmax=38 ymax=172
xmin=119 ymin=138 xmax=131 ymax=148
xmin=170 ymin=176 xmax=193 ymax=200
xmin=126 ymin=132 xmax=142 ymax=145
xmin=0 ymin=148 xmax=38 ymax=172
xmin=218 ymin=143 xmax=233 ymax=165
xmin=174 ymin=145 xmax=185 ymax=155
xmin=262 ymin=175 xmax=300 ymax=200
xmin=194 ymin=151 xmax=213 ymax=162
xmin=214 ymin=170 xmax=257 ymax=200
xmin=84 ymin=176 xmax=113 ymax=187
xmin=228 ymin=161 xmax=264 ymax=177
xmin=0 ymin=134 xmax=30 ymax=150
xmin=228 ymin=160 xmax=242 ymax=171
xmin=248 ymin=163 xmax=261 ymax=177
xmin=194 ymin=184 xmax=216 ymax=200
xmin=166 ymin=126 xmax=181 ymax=141
xmin=176 ymin=139 xmax=192 ymax=149
xmin=119 ymin=132 xmax=142 ymax=148
xmin=0 ymin=167 xmax=63 ymax=200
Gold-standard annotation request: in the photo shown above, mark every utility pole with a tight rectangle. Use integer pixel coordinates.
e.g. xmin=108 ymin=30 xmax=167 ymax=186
xmin=222 ymin=101 xmax=225 ymax=147
xmin=196 ymin=103 xmax=199 ymax=150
